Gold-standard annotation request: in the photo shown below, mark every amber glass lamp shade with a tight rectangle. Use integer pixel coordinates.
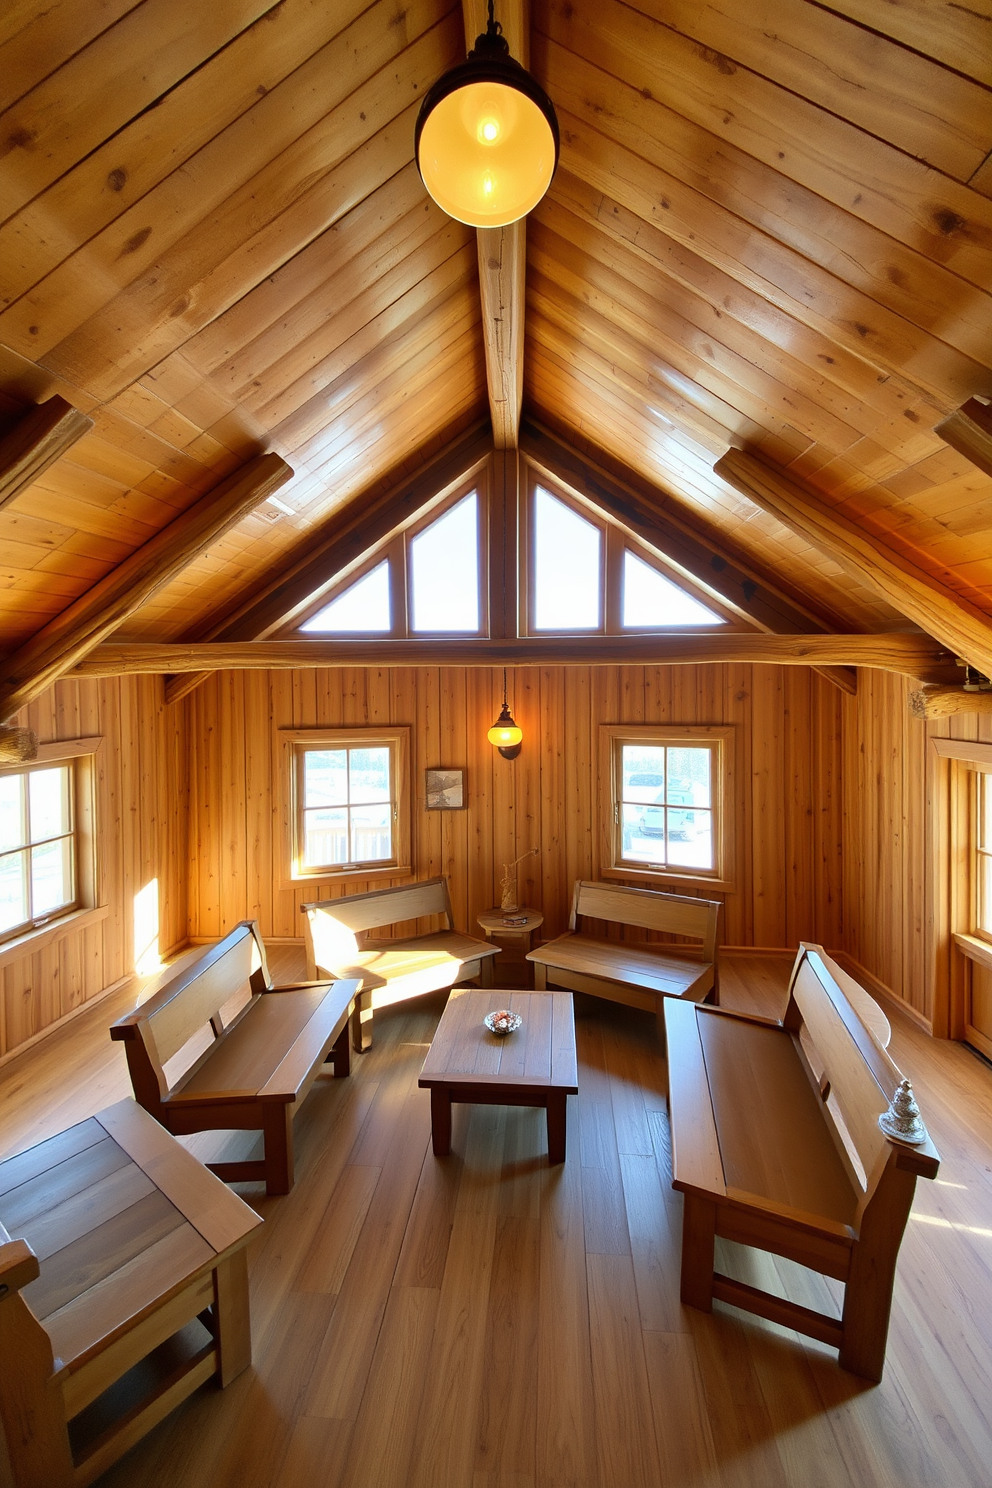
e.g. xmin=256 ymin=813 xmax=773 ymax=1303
xmin=488 ymin=702 xmax=523 ymax=759
xmin=414 ymin=20 xmax=559 ymax=229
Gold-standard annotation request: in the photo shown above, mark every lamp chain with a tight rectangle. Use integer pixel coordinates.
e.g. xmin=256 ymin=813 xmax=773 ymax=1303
xmin=487 ymin=0 xmax=502 ymax=38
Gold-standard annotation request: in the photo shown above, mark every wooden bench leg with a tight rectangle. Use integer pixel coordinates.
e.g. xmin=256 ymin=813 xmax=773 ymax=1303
xmin=212 ymin=1248 xmax=252 ymax=1386
xmin=533 ymin=962 xmax=548 ymax=991
xmin=0 ymin=1286 xmax=74 ymax=1488
xmin=480 ymin=956 xmax=494 ymax=989
xmin=352 ymin=990 xmax=373 ymax=1053
xmin=546 ymin=1092 xmax=567 ymax=1163
xmin=262 ymin=1104 xmax=294 ymax=1195
xmin=837 ymin=1168 xmax=915 ymax=1382
xmin=430 ymin=1088 xmax=452 ymax=1156
xmin=680 ymin=1195 xmax=716 ymax=1312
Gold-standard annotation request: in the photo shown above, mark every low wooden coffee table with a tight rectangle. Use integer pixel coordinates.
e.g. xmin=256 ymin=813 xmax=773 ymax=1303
xmin=418 ymin=990 xmax=578 ymax=1162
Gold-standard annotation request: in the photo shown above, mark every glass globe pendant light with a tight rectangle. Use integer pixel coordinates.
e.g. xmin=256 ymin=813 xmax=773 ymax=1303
xmin=488 ymin=669 xmax=523 ymax=758
xmin=414 ymin=1 xmax=559 ymax=229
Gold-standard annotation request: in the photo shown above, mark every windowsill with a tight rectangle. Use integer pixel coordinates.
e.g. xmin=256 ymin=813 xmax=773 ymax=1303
xmin=282 ymin=864 xmax=413 ymax=892
xmin=601 ymin=864 xmax=735 ymax=894
xmin=953 ymin=931 xmax=992 ymax=971
xmin=0 ymin=904 xmax=109 ymax=969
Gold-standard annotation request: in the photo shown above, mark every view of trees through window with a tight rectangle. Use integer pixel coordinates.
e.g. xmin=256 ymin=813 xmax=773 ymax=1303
xmin=618 ymin=743 xmax=714 ymax=871
xmin=0 ymin=765 xmax=75 ymax=939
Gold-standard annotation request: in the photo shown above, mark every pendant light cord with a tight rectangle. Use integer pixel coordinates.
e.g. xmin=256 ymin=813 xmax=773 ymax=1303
xmin=487 ymin=0 xmax=501 ymax=38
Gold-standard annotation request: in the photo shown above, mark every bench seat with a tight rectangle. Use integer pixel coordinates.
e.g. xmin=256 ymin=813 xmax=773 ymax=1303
xmin=665 ymin=943 xmax=939 ymax=1381
xmin=303 ymin=879 xmax=500 ymax=1050
xmin=112 ymin=922 xmax=359 ymax=1195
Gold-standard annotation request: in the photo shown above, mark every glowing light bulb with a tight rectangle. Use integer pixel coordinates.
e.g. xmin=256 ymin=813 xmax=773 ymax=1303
xmin=479 ymin=117 xmax=499 ymax=143
xmin=482 ymin=172 xmax=495 ymax=197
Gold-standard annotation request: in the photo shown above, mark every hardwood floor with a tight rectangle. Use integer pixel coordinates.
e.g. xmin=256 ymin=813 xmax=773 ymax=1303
xmin=2 ymin=950 xmax=991 ymax=1487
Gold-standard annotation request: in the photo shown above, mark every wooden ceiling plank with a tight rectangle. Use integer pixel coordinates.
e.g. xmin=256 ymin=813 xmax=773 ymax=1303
xmin=936 ymin=400 xmax=992 ymax=482
xmin=530 ymin=214 xmax=883 ymax=446
xmin=0 ymin=0 xmax=142 ymax=111
xmin=0 ymin=451 xmax=292 ymax=722
xmin=0 ymin=4 xmax=452 ymax=366
xmin=546 ymin=169 xmax=946 ymax=428
xmin=0 ymin=397 xmax=94 ymax=513
xmin=540 ymin=0 xmax=992 ymax=292
xmin=540 ymin=33 xmax=992 ymax=368
xmin=554 ymin=106 xmax=992 ymax=404
xmin=803 ymin=0 xmax=992 ymax=89
xmin=73 ymin=632 xmax=954 ymax=681
xmin=0 ymin=0 xmax=375 ymax=307
xmin=629 ymin=0 xmax=991 ymax=178
xmin=715 ymin=446 xmax=992 ymax=678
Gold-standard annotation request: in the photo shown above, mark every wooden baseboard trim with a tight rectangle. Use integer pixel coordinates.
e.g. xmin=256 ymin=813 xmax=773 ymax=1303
xmin=0 ymin=972 xmax=132 ymax=1068
xmin=829 ymin=952 xmax=933 ymax=1036
xmin=719 ymin=946 xmax=796 ymax=959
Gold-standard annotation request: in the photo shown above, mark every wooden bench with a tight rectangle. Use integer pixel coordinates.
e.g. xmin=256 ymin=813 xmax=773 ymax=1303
xmin=526 ymin=880 xmax=721 ymax=1040
xmin=0 ymin=1099 xmax=261 ymax=1488
xmin=111 ymin=922 xmax=359 ymax=1195
xmin=664 ymin=942 xmax=940 ymax=1381
xmin=302 ymin=877 xmax=500 ymax=1051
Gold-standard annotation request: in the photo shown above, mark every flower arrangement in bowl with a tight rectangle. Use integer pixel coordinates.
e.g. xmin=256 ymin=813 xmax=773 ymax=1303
xmin=484 ymin=1009 xmax=522 ymax=1036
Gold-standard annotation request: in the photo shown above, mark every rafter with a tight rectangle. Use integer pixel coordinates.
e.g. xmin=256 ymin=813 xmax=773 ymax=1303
xmin=715 ymin=447 xmax=992 ymax=681
xmin=0 ymin=452 xmax=292 ymax=723
xmin=0 ymin=396 xmax=94 ymax=513
xmin=909 ymin=686 xmax=992 ymax=719
xmin=462 ymin=0 xmax=528 ymax=448
xmin=936 ymin=398 xmax=992 ymax=482
xmin=74 ymin=633 xmax=953 ymax=681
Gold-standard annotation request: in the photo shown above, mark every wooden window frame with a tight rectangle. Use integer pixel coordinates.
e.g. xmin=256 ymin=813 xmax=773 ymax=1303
xmin=520 ymin=467 xmax=742 ymax=637
xmin=0 ymin=737 xmax=102 ymax=954
xmin=280 ymin=726 xmax=412 ymax=886
xmin=598 ymin=724 xmax=736 ymax=891
xmin=289 ymin=477 xmax=488 ymax=640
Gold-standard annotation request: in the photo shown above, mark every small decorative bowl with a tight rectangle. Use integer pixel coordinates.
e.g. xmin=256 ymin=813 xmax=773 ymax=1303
xmin=484 ymin=1009 xmax=522 ymax=1036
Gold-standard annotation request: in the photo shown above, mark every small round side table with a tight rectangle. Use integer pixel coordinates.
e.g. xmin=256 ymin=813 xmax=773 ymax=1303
xmin=477 ymin=909 xmax=544 ymax=987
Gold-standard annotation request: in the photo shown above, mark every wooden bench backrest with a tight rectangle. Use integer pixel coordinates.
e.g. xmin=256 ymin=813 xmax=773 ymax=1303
xmin=788 ymin=944 xmax=902 ymax=1186
xmin=571 ymin=880 xmax=720 ymax=960
xmin=302 ymin=877 xmax=452 ymax=937
xmin=111 ymin=922 xmax=267 ymax=1077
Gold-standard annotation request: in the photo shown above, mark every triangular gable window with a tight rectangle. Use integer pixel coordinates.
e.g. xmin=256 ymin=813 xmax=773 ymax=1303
xmin=533 ymin=487 xmax=601 ymax=631
xmin=302 ymin=560 xmax=391 ymax=633
xmin=622 ymin=550 xmax=724 ymax=628
xmin=410 ymin=492 xmax=479 ymax=632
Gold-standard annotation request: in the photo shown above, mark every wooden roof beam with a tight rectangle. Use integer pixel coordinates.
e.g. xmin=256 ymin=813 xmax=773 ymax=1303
xmin=715 ymin=447 xmax=992 ymax=681
xmin=74 ymin=633 xmax=954 ymax=682
xmin=462 ymin=1 xmax=528 ymax=448
xmin=936 ymin=398 xmax=992 ymax=481
xmin=0 ymin=396 xmax=94 ymax=513
xmin=0 ymin=452 xmax=292 ymax=723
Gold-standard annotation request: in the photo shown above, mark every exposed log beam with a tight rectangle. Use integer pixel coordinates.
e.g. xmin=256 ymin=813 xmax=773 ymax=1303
xmin=909 ymin=686 xmax=992 ymax=720
xmin=0 ymin=396 xmax=94 ymax=513
xmin=462 ymin=1 xmax=528 ymax=448
xmin=522 ymin=420 xmax=857 ymax=695
xmin=74 ymin=633 xmax=954 ymax=681
xmin=936 ymin=398 xmax=992 ymax=481
xmin=0 ymin=726 xmax=37 ymax=763
xmin=0 ymin=452 xmax=292 ymax=722
xmin=715 ymin=447 xmax=992 ymax=682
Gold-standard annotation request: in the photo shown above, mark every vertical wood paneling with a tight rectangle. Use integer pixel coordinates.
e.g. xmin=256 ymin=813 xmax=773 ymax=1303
xmin=185 ymin=664 xmax=846 ymax=960
xmin=2 ymin=674 xmax=188 ymax=1059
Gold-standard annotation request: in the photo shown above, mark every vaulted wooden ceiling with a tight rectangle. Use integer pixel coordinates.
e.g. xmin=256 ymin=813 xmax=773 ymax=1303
xmin=1 ymin=0 xmax=991 ymax=668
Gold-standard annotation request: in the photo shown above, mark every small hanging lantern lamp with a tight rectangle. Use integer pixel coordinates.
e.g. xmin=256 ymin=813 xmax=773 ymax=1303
xmin=414 ymin=1 xmax=559 ymax=229
xmin=488 ymin=668 xmax=523 ymax=758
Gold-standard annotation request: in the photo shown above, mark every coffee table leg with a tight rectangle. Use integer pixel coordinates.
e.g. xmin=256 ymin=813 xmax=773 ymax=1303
xmin=430 ymin=1088 xmax=452 ymax=1156
xmin=546 ymin=1092 xmax=567 ymax=1163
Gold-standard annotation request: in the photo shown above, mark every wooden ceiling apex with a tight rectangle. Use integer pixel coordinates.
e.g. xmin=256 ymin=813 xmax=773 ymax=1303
xmin=0 ymin=452 xmax=292 ymax=724
xmin=715 ymin=448 xmax=992 ymax=683
xmin=0 ymin=396 xmax=94 ymax=513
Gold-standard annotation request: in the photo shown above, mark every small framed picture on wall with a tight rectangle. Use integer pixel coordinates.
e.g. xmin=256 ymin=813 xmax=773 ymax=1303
xmin=425 ymin=768 xmax=465 ymax=810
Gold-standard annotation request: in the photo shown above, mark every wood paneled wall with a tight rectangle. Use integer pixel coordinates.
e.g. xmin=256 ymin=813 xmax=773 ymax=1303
xmin=1 ymin=675 xmax=187 ymax=1060
xmin=185 ymin=663 xmax=845 ymax=952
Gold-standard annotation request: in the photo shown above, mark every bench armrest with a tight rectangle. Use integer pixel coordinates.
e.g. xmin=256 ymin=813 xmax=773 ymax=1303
xmin=266 ymin=979 xmax=341 ymax=992
xmin=258 ymin=979 xmax=360 ymax=1102
xmin=0 ymin=1235 xmax=41 ymax=1293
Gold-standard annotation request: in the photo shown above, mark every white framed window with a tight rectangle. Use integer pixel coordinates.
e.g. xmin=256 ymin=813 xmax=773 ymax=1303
xmin=296 ymin=483 xmax=486 ymax=639
xmin=975 ymin=770 xmax=992 ymax=943
xmin=522 ymin=471 xmax=730 ymax=635
xmin=0 ymin=738 xmax=101 ymax=948
xmin=600 ymin=725 xmax=734 ymax=889
xmin=282 ymin=727 xmax=412 ymax=882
